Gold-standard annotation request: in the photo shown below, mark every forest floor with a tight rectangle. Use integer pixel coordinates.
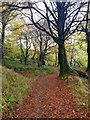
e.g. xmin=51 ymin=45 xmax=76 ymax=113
xmin=13 ymin=72 xmax=90 ymax=119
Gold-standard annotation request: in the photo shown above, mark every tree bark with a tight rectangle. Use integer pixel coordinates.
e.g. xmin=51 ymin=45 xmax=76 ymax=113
xmin=20 ymin=39 xmax=25 ymax=64
xmin=24 ymin=48 xmax=29 ymax=65
xmin=87 ymin=38 xmax=90 ymax=85
xmin=87 ymin=40 xmax=90 ymax=72
xmin=1 ymin=24 xmax=5 ymax=59
xmin=38 ymin=52 xmax=45 ymax=67
xmin=85 ymin=1 xmax=90 ymax=88
xmin=58 ymin=43 xmax=71 ymax=76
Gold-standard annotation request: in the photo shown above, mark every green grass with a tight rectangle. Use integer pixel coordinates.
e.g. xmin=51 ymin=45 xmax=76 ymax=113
xmin=2 ymin=67 xmax=33 ymax=116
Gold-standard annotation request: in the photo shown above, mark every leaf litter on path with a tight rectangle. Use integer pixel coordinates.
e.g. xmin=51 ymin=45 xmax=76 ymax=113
xmin=13 ymin=73 xmax=90 ymax=119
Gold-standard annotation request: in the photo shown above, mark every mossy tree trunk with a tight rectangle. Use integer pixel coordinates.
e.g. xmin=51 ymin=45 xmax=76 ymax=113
xmin=58 ymin=42 xmax=71 ymax=76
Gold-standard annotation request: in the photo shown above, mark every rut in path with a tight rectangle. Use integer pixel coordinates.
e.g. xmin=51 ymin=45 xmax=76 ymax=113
xmin=15 ymin=73 xmax=89 ymax=119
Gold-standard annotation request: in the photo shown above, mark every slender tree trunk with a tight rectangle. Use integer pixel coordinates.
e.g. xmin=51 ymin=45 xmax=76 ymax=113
xmin=38 ymin=52 xmax=45 ymax=67
xmin=87 ymin=36 xmax=90 ymax=72
xmin=24 ymin=57 xmax=28 ymax=65
xmin=58 ymin=43 xmax=71 ymax=76
xmin=20 ymin=39 xmax=25 ymax=64
xmin=87 ymin=39 xmax=90 ymax=84
xmin=87 ymin=38 xmax=90 ymax=108
xmin=2 ymin=24 xmax=5 ymax=59
xmin=24 ymin=48 xmax=28 ymax=65
xmin=38 ymin=54 xmax=42 ymax=67
xmin=85 ymin=1 xmax=90 ymax=90
xmin=0 ymin=38 xmax=2 ymax=60
xmin=85 ymin=25 xmax=90 ymax=85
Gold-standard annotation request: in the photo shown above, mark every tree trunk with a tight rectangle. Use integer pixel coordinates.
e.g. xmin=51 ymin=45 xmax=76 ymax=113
xmin=24 ymin=57 xmax=28 ymax=65
xmin=87 ymin=39 xmax=90 ymax=85
xmin=38 ymin=52 xmax=45 ymax=67
xmin=2 ymin=24 xmax=5 ymax=59
xmin=58 ymin=43 xmax=71 ymax=76
xmin=85 ymin=24 xmax=90 ymax=85
xmin=85 ymin=1 xmax=90 ymax=88
xmin=87 ymin=40 xmax=90 ymax=71
xmin=0 ymin=34 xmax=2 ymax=60
xmin=24 ymin=48 xmax=28 ymax=65
xmin=20 ymin=39 xmax=25 ymax=64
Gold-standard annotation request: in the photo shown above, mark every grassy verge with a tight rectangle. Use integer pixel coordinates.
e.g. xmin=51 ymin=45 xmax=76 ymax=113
xmin=2 ymin=66 xmax=33 ymax=117
xmin=2 ymin=60 xmax=57 ymax=117
xmin=62 ymin=74 xmax=89 ymax=109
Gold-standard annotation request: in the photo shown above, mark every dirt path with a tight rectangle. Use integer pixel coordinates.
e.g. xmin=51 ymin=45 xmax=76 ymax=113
xmin=14 ymin=73 xmax=89 ymax=119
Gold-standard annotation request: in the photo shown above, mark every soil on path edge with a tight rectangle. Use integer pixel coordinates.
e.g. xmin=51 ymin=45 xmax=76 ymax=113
xmin=14 ymin=73 xmax=90 ymax=119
